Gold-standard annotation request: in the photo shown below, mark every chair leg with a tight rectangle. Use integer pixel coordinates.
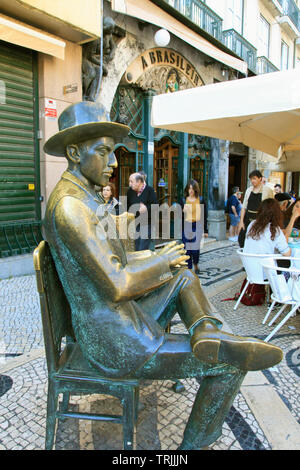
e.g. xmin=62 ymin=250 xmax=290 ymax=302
xmin=265 ymin=285 xmax=271 ymax=304
xmin=234 ymin=280 xmax=249 ymax=310
xmin=268 ymin=303 xmax=289 ymax=326
xmin=165 ymin=324 xmax=185 ymax=392
xmin=134 ymin=386 xmax=140 ymax=422
xmin=61 ymin=392 xmax=70 ymax=412
xmin=122 ymin=387 xmax=136 ymax=450
xmin=45 ymin=380 xmax=58 ymax=450
xmin=265 ymin=303 xmax=300 ymax=342
xmin=262 ymin=300 xmax=276 ymax=324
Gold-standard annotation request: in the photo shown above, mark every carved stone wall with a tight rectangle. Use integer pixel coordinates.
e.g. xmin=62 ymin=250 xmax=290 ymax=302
xmin=100 ymin=1 xmax=228 ymax=110
xmin=136 ymin=65 xmax=194 ymax=94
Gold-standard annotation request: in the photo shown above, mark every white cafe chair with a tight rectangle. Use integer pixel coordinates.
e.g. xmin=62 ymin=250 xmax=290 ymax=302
xmin=262 ymin=256 xmax=300 ymax=342
xmin=234 ymin=250 xmax=278 ymax=311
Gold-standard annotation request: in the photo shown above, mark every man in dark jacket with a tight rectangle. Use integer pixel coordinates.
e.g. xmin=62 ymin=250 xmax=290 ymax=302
xmin=127 ymin=172 xmax=157 ymax=251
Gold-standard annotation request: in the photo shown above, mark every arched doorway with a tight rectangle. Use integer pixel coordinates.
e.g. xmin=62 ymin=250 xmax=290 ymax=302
xmin=154 ymin=138 xmax=179 ymax=205
xmin=112 ymin=146 xmax=135 ymax=197
xmin=113 ymin=139 xmax=145 ymax=197
xmin=189 ymin=156 xmax=207 ymax=197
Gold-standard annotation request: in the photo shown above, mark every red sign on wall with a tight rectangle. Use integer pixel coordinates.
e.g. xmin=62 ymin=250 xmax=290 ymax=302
xmin=45 ymin=98 xmax=57 ymax=119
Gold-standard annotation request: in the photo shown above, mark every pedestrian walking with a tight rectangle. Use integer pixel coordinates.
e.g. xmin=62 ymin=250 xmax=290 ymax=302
xmin=180 ymin=179 xmax=208 ymax=274
xmin=127 ymin=172 xmax=157 ymax=251
xmin=227 ymin=186 xmax=241 ymax=242
xmin=237 ymin=191 xmax=243 ymax=215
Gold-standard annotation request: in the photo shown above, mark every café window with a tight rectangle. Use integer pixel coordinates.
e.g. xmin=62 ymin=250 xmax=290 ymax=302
xmin=258 ymin=15 xmax=270 ymax=58
xmin=281 ymin=41 xmax=289 ymax=70
xmin=228 ymin=0 xmax=244 ymax=34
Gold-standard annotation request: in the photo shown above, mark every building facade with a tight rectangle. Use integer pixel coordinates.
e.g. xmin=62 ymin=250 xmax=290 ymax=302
xmin=0 ymin=0 xmax=101 ymax=257
xmin=101 ymin=0 xmax=300 ymax=238
xmin=100 ymin=0 xmax=249 ymax=240
xmin=206 ymin=0 xmax=300 ymax=193
xmin=1 ymin=0 xmax=300 ymax=259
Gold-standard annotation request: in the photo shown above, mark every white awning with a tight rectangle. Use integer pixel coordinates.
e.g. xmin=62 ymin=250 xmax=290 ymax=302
xmin=0 ymin=13 xmax=66 ymax=59
xmin=151 ymin=68 xmax=300 ymax=162
xmin=111 ymin=0 xmax=247 ymax=74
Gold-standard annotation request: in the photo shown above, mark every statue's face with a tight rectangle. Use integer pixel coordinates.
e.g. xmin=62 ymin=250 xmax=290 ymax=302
xmin=78 ymin=136 xmax=117 ymax=187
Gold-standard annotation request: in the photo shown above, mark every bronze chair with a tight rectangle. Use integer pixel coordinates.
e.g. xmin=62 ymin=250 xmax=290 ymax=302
xmin=33 ymin=240 xmax=140 ymax=450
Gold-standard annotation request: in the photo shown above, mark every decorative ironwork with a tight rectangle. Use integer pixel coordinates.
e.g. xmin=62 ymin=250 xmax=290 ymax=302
xmin=154 ymin=127 xmax=181 ymax=145
xmin=189 ymin=134 xmax=211 ymax=155
xmin=278 ymin=0 xmax=300 ymax=31
xmin=223 ymin=29 xmax=257 ymax=74
xmin=162 ymin=0 xmax=223 ymax=41
xmin=111 ymin=86 xmax=144 ymax=136
xmin=257 ymin=56 xmax=279 ymax=75
xmin=0 ymin=220 xmax=43 ymax=257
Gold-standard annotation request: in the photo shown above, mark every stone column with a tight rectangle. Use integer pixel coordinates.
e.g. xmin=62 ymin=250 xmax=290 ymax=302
xmin=285 ymin=172 xmax=292 ymax=192
xmin=143 ymin=90 xmax=155 ymax=187
xmin=248 ymin=148 xmax=257 ymax=176
xmin=207 ymin=138 xmax=229 ymax=240
xmin=177 ymin=132 xmax=189 ymax=202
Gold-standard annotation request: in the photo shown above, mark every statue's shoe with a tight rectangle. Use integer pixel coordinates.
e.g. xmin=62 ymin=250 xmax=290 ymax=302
xmin=191 ymin=321 xmax=283 ymax=371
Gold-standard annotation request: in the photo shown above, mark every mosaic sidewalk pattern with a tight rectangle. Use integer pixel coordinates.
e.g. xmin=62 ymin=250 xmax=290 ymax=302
xmin=210 ymin=286 xmax=300 ymax=425
xmin=0 ymin=356 xmax=272 ymax=451
xmin=0 ymin=242 xmax=299 ymax=451
xmin=0 ymin=275 xmax=42 ymax=357
xmin=198 ymin=243 xmax=243 ymax=286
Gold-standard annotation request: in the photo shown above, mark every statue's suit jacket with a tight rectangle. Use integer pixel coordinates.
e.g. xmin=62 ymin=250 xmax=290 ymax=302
xmin=44 ymin=171 xmax=174 ymax=377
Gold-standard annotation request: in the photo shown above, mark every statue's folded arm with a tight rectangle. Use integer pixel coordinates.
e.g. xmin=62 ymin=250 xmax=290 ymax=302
xmin=53 ymin=197 xmax=173 ymax=302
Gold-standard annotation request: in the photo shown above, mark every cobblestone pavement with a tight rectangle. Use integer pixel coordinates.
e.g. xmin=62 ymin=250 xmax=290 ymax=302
xmin=0 ymin=240 xmax=299 ymax=451
xmin=196 ymin=241 xmax=243 ymax=287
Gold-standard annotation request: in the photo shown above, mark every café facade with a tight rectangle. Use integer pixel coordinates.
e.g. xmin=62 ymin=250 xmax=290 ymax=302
xmin=100 ymin=0 xmax=249 ymax=241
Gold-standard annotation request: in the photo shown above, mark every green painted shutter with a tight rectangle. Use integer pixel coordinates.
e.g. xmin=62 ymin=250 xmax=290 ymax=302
xmin=0 ymin=41 xmax=42 ymax=257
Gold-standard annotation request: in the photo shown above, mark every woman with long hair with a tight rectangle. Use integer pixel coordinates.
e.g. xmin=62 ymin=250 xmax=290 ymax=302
xmin=244 ymin=198 xmax=290 ymax=256
xmin=180 ymin=179 xmax=208 ymax=274
xmin=101 ymin=182 xmax=121 ymax=215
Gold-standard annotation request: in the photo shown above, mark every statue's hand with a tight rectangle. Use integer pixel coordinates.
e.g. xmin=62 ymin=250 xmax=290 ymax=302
xmin=158 ymin=241 xmax=189 ymax=268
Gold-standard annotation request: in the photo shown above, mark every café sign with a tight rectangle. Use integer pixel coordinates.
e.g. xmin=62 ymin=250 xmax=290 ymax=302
xmin=125 ymin=48 xmax=203 ymax=88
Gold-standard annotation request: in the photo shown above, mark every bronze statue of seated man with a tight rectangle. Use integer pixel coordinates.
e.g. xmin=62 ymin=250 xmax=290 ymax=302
xmin=43 ymin=101 xmax=282 ymax=450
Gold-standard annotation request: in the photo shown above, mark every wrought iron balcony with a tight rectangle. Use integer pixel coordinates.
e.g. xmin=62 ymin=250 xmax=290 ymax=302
xmin=222 ymin=29 xmax=257 ymax=74
xmin=161 ymin=0 xmax=223 ymax=41
xmin=257 ymin=56 xmax=279 ymax=74
xmin=278 ymin=0 xmax=300 ymax=33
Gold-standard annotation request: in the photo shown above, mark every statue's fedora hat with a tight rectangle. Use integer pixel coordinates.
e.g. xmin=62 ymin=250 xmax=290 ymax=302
xmin=44 ymin=101 xmax=129 ymax=157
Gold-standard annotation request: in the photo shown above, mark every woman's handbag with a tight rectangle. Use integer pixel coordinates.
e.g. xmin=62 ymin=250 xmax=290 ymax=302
xmin=239 ymin=280 xmax=266 ymax=306
xmin=221 ymin=279 xmax=265 ymax=306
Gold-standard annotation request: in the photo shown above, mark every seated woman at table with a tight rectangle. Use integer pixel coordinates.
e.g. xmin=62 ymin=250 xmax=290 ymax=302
xmin=244 ymin=198 xmax=291 ymax=257
xmin=282 ymin=197 xmax=300 ymax=240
